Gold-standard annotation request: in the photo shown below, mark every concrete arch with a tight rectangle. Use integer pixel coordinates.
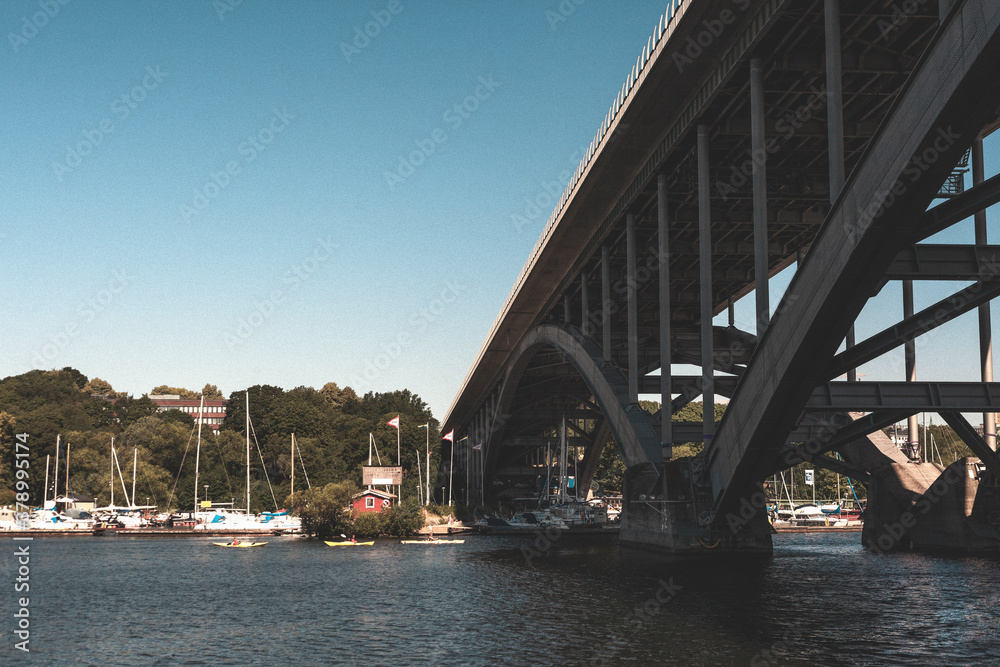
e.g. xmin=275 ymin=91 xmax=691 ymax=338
xmin=486 ymin=323 xmax=661 ymax=478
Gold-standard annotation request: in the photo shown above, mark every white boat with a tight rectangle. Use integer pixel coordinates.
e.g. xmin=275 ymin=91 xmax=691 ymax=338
xmin=0 ymin=506 xmax=22 ymax=530
xmin=28 ymin=508 xmax=94 ymax=530
xmin=791 ymin=504 xmax=829 ymax=526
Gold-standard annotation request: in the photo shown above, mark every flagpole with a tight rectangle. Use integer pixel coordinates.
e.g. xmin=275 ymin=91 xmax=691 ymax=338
xmin=396 ymin=414 xmax=401 ymax=503
xmin=387 ymin=416 xmax=402 ymax=504
xmin=425 ymin=423 xmax=430 ymax=506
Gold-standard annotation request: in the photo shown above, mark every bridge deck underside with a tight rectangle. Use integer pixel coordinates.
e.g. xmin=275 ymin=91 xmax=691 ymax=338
xmin=445 ymin=1 xmax=986 ymax=500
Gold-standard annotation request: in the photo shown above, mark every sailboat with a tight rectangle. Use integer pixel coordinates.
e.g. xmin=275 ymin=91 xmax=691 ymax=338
xmin=198 ymin=393 xmax=260 ymax=531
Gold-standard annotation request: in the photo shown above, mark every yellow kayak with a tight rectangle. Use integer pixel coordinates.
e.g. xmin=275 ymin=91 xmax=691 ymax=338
xmin=213 ymin=542 xmax=267 ymax=548
xmin=324 ymin=540 xmax=374 ymax=546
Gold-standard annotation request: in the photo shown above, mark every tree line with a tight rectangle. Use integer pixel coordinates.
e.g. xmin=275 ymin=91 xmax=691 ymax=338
xmin=0 ymin=368 xmax=444 ymax=512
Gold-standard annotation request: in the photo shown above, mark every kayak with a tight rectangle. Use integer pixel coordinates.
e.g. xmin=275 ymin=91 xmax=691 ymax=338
xmin=213 ymin=542 xmax=267 ymax=548
xmin=324 ymin=540 xmax=374 ymax=546
xmin=400 ymin=539 xmax=465 ymax=544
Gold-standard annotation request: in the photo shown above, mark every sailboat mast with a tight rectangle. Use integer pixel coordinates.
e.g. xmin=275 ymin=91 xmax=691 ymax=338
xmin=290 ymin=433 xmax=295 ymax=498
xmin=65 ymin=441 xmax=70 ymax=501
xmin=54 ymin=434 xmax=60 ymax=500
xmin=246 ymin=392 xmax=250 ymax=514
xmin=113 ymin=446 xmax=131 ymax=506
xmin=194 ymin=395 xmax=205 ymax=516
xmin=43 ymin=455 xmax=50 ymax=507
xmin=110 ymin=436 xmax=114 ymax=508
xmin=132 ymin=448 xmax=138 ymax=510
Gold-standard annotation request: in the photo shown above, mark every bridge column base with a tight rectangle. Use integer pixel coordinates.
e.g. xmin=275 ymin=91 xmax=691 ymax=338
xmin=863 ymin=458 xmax=1000 ymax=553
xmin=619 ymin=461 xmax=773 ymax=555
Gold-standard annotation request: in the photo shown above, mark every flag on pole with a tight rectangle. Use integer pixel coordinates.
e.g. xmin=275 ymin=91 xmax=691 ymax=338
xmin=805 ymin=469 xmax=815 ymax=486
xmin=443 ymin=430 xmax=454 ymax=442
xmin=472 ymin=443 xmax=482 ymax=451
xmin=387 ymin=416 xmax=399 ymax=429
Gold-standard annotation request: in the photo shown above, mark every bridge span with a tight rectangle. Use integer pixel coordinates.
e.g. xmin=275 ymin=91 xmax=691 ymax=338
xmin=442 ymin=0 xmax=1000 ymax=553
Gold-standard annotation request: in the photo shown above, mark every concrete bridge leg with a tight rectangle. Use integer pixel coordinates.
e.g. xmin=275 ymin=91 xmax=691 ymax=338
xmin=841 ymin=426 xmax=1000 ymax=552
xmin=861 ymin=458 xmax=1000 ymax=553
xmin=619 ymin=460 xmax=772 ymax=554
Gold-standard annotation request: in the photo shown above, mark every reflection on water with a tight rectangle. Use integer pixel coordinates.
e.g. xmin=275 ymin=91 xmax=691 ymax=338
xmin=9 ymin=532 xmax=1000 ymax=665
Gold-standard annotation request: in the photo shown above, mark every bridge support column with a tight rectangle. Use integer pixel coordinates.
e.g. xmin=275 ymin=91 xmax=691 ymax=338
xmin=904 ymin=280 xmax=920 ymax=459
xmin=750 ymin=58 xmax=769 ymax=333
xmin=620 ymin=461 xmax=772 ymax=554
xmin=581 ymin=271 xmax=590 ymax=337
xmin=825 ymin=0 xmax=857 ymax=382
xmin=602 ymin=245 xmax=612 ymax=363
xmin=698 ymin=124 xmax=714 ymax=442
xmin=627 ymin=213 xmax=639 ymax=404
xmin=974 ymin=137 xmax=996 ymax=450
xmin=658 ymin=173 xmax=673 ymax=459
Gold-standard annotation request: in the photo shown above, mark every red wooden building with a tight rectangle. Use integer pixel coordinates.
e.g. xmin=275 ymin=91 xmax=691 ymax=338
xmin=352 ymin=489 xmax=396 ymax=513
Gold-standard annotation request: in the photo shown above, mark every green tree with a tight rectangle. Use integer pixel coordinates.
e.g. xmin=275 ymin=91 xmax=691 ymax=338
xmin=593 ymin=440 xmax=625 ymax=493
xmin=82 ymin=377 xmax=115 ymax=396
xmin=151 ymin=385 xmax=200 ymax=399
xmin=201 ymin=384 xmax=224 ymax=399
xmin=289 ymin=481 xmax=357 ymax=539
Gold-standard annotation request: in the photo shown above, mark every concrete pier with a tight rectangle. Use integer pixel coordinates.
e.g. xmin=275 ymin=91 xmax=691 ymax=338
xmin=619 ymin=461 xmax=772 ymax=554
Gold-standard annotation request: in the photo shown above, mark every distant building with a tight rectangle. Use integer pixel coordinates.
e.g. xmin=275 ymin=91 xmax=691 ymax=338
xmin=149 ymin=394 xmax=227 ymax=430
xmin=351 ymin=489 xmax=396 ymax=513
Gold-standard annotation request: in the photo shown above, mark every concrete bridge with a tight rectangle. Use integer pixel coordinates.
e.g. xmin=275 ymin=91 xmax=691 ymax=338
xmin=442 ymin=0 xmax=1000 ymax=553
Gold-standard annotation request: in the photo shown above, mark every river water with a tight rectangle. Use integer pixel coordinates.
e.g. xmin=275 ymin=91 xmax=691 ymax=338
xmin=4 ymin=531 xmax=999 ymax=665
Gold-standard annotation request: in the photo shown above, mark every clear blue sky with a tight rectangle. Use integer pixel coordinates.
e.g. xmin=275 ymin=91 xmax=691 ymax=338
xmin=3 ymin=1 xmax=998 ymax=424
xmin=1 ymin=0 xmax=674 ymax=418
